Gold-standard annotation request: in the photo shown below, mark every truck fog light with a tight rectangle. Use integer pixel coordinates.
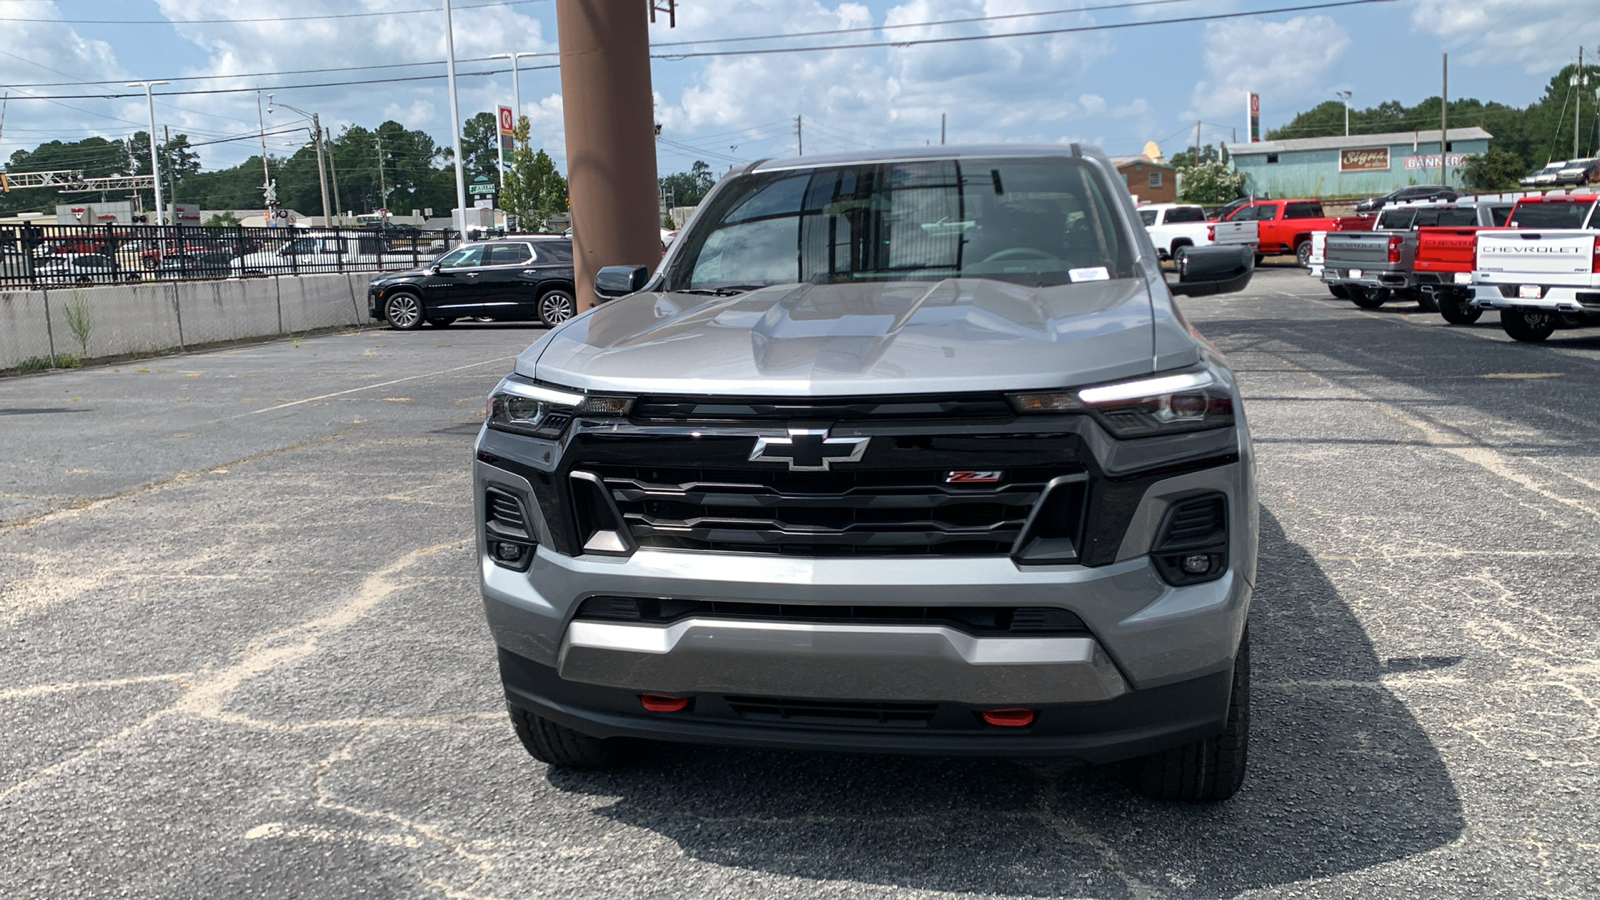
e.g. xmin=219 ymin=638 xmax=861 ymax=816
xmin=493 ymin=541 xmax=526 ymax=563
xmin=1181 ymin=554 xmax=1212 ymax=575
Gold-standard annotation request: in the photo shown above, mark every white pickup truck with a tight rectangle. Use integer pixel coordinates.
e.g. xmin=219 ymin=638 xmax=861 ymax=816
xmin=1472 ymin=193 xmax=1600 ymax=342
xmin=1137 ymin=203 xmax=1258 ymax=261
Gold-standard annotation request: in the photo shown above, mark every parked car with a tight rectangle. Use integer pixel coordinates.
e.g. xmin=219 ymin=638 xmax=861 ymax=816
xmin=367 ymin=237 xmax=575 ymax=329
xmin=1529 ymin=161 xmax=1570 ymax=188
xmin=1471 ymin=193 xmax=1600 ymax=341
xmin=1221 ymin=198 xmax=1344 ymax=266
xmin=33 ymin=253 xmax=135 ymax=285
xmin=1556 ymin=158 xmax=1600 ymax=186
xmin=1137 ymin=202 xmax=1258 ymax=261
xmin=474 ymin=145 xmax=1261 ymax=802
xmin=1354 ymin=185 xmax=1458 ymax=214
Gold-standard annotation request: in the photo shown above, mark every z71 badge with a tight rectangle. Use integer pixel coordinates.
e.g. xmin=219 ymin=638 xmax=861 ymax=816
xmin=945 ymin=470 xmax=1002 ymax=483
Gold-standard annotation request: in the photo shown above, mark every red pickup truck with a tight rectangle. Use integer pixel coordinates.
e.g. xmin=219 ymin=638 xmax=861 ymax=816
xmin=1411 ymin=198 xmax=1520 ymax=324
xmin=1221 ymin=199 xmax=1345 ymax=267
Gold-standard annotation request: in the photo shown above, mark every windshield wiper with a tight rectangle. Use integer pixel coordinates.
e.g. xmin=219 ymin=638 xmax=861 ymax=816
xmin=678 ymin=285 xmax=764 ymax=296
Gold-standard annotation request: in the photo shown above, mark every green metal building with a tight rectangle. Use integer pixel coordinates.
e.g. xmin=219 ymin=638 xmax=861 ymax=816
xmin=1228 ymin=128 xmax=1492 ymax=199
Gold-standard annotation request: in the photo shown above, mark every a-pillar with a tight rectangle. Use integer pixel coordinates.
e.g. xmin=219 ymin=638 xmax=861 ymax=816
xmin=556 ymin=0 xmax=661 ymax=311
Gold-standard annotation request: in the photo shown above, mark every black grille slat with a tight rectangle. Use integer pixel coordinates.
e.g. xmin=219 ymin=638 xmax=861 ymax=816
xmin=590 ymin=465 xmax=1071 ymax=557
xmin=633 ymin=393 xmax=1014 ymax=422
xmin=573 ymin=597 xmax=1090 ymax=635
xmin=1154 ymin=496 xmax=1227 ymax=550
xmin=486 ymin=489 xmax=529 ymax=531
xmin=726 ymin=696 xmax=938 ymax=727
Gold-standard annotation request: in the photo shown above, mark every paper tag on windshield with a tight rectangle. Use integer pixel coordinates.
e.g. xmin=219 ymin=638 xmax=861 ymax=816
xmin=1069 ymin=267 xmax=1111 ymax=282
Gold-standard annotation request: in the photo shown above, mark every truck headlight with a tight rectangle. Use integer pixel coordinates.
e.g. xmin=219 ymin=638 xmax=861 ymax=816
xmin=1007 ymin=365 xmax=1234 ymax=438
xmin=485 ymin=379 xmax=633 ymax=438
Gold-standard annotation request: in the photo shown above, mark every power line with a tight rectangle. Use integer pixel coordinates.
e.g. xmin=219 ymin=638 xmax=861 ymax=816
xmin=1 ymin=0 xmax=548 ymax=25
xmin=648 ymin=0 xmax=1397 ymax=61
xmin=649 ymin=0 xmax=1203 ymax=48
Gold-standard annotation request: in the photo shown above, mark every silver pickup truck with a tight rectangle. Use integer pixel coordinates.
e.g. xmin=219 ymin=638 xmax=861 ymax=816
xmin=474 ymin=145 xmax=1259 ymax=802
xmin=1322 ymin=200 xmax=1488 ymax=309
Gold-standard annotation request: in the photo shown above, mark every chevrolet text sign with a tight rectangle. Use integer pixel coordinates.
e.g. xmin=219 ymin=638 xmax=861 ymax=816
xmin=1340 ymin=148 xmax=1390 ymax=172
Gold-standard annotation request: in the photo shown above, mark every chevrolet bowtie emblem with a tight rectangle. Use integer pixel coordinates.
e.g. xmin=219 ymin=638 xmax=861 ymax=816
xmin=750 ymin=428 xmax=870 ymax=471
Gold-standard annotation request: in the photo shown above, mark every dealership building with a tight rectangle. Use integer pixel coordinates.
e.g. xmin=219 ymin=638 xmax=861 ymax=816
xmin=1227 ymin=128 xmax=1493 ymax=199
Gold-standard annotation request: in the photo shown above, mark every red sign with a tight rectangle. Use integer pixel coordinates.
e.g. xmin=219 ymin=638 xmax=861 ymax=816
xmin=1340 ymin=147 xmax=1391 ymax=172
xmin=1249 ymin=93 xmax=1259 ymax=114
xmin=498 ymin=105 xmax=515 ymax=135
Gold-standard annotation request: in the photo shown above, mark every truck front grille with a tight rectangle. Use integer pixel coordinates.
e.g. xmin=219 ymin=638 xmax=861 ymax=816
xmin=589 ymin=465 xmax=1065 ymax=557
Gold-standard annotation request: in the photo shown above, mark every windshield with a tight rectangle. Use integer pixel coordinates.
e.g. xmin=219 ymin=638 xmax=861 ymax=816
xmin=666 ymin=157 xmax=1133 ymax=291
xmin=1508 ymin=202 xmax=1591 ymax=229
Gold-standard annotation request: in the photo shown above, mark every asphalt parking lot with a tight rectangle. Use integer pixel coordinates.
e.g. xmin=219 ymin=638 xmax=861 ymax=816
xmin=2 ymin=266 xmax=1597 ymax=898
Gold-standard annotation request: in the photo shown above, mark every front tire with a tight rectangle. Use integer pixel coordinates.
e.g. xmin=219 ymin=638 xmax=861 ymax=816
xmin=509 ymin=705 xmax=634 ymax=768
xmin=1502 ymin=308 xmax=1556 ymax=343
xmin=538 ymin=288 xmax=576 ymax=327
xmin=1437 ymin=291 xmax=1483 ymax=325
xmin=383 ymin=292 xmax=424 ymax=330
xmin=1351 ymin=287 xmax=1389 ymax=309
xmin=1124 ymin=630 xmax=1249 ymax=802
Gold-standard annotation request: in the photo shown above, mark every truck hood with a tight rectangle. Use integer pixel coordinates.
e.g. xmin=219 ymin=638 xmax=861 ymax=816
xmin=520 ymin=277 xmax=1166 ymax=396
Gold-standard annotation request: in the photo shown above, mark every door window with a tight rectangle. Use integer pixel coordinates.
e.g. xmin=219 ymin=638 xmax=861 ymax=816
xmin=436 ymin=245 xmax=485 ymax=268
xmin=1139 ymin=209 xmax=1158 ymax=226
xmin=486 ymin=244 xmax=533 ymax=266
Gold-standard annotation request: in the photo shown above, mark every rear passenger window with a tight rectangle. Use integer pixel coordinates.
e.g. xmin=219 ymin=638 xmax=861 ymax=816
xmin=1437 ymin=209 xmax=1477 ymax=227
xmin=1166 ymin=206 xmax=1206 ymax=223
xmin=1285 ymin=202 xmax=1324 ymax=219
xmin=488 ymin=244 xmax=533 ymax=265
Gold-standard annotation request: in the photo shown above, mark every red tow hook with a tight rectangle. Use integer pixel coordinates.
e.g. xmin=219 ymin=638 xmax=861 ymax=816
xmin=981 ymin=708 xmax=1036 ymax=727
xmin=640 ymin=694 xmax=690 ymax=713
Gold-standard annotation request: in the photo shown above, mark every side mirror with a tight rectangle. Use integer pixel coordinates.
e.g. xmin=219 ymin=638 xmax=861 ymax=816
xmin=425 ymin=264 xmax=442 ymax=276
xmin=1168 ymin=245 xmax=1254 ymax=296
xmin=595 ymin=265 xmax=650 ymax=300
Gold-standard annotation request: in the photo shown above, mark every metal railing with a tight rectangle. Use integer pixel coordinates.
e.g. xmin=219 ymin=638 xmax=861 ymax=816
xmin=0 ymin=224 xmax=465 ymax=289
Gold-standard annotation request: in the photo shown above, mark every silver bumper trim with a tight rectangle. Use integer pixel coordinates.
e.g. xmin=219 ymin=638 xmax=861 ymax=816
xmin=557 ymin=617 xmax=1130 ymax=705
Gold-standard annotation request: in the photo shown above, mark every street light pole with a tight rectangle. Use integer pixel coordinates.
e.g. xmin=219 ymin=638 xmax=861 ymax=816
xmin=443 ymin=0 xmax=468 ymax=231
xmin=127 ymin=80 xmax=170 ymax=224
xmin=268 ymin=98 xmax=332 ymax=226
xmin=1335 ymin=90 xmax=1352 ymax=137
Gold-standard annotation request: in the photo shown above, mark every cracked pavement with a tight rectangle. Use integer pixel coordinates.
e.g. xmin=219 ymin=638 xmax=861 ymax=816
xmin=1 ymin=269 xmax=1596 ymax=897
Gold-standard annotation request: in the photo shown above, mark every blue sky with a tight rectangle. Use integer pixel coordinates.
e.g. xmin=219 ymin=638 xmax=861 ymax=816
xmin=0 ymin=0 xmax=1594 ymax=184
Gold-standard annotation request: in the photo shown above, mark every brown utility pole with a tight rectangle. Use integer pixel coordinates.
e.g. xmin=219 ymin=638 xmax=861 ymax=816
xmin=556 ymin=0 xmax=661 ymax=310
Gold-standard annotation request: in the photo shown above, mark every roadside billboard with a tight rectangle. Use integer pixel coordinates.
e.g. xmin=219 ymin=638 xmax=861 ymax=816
xmin=1340 ymin=148 xmax=1391 ymax=172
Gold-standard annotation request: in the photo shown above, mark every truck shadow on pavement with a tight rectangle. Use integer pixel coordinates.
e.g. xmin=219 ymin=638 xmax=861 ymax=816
xmin=545 ymin=509 xmax=1463 ymax=897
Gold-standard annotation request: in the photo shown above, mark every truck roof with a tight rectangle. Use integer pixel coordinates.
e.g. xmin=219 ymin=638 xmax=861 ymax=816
xmin=747 ymin=143 xmax=1111 ymax=173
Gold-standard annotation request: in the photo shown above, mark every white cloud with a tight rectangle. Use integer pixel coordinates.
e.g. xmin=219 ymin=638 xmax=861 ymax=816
xmin=0 ymin=1 xmax=132 ymax=161
xmin=1410 ymin=0 xmax=1600 ymax=74
xmin=652 ymin=0 xmax=1135 ymax=166
xmin=1186 ymin=15 xmax=1349 ymax=131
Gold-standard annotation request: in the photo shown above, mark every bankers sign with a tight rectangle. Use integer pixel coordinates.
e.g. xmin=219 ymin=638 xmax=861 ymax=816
xmin=1340 ymin=148 xmax=1391 ymax=172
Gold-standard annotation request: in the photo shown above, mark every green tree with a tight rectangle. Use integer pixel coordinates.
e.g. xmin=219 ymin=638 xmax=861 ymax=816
xmin=461 ymin=112 xmax=501 ymax=182
xmin=500 ymin=116 xmax=568 ymax=230
xmin=203 ymin=210 xmax=240 ymax=226
xmin=1168 ymin=144 xmax=1220 ymax=169
xmin=1178 ymin=160 xmax=1246 ymax=204
xmin=1463 ymin=148 xmax=1528 ymax=191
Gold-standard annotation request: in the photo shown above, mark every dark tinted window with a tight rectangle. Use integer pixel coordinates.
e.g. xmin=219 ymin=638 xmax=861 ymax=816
xmin=436 ymin=245 xmax=485 ymax=267
xmin=1489 ymin=205 xmax=1512 ymax=226
xmin=487 ymin=244 xmax=533 ymax=265
xmin=1378 ymin=210 xmax=1416 ymax=229
xmin=1285 ymin=201 xmax=1324 ymax=218
xmin=532 ymin=240 xmax=573 ymax=263
xmin=1140 ymin=209 xmax=1158 ymax=226
xmin=1166 ymin=206 xmax=1207 ymax=223
xmin=1437 ymin=208 xmax=1477 ymax=226
xmin=1508 ymin=202 xmax=1591 ymax=229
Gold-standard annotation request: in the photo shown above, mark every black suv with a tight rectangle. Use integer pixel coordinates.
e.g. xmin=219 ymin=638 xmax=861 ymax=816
xmin=1355 ymin=185 xmax=1459 ymax=214
xmin=368 ymin=237 xmax=576 ymax=329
